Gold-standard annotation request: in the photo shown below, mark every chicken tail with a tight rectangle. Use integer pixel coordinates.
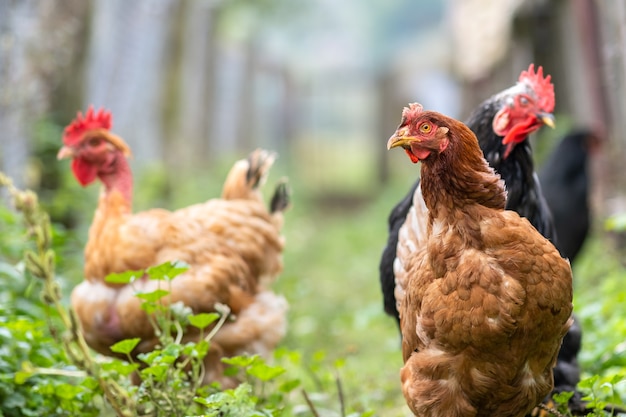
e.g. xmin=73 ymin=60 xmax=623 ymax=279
xmin=221 ymin=149 xmax=277 ymax=201
xmin=246 ymin=149 xmax=277 ymax=189
xmin=270 ymin=179 xmax=290 ymax=213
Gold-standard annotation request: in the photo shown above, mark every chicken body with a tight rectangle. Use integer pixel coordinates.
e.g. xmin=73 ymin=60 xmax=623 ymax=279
xmin=59 ymin=108 xmax=289 ymax=385
xmin=380 ymin=66 xmax=584 ymax=413
xmin=388 ymin=104 xmax=573 ymax=417
xmin=381 ymin=65 xmax=556 ymax=326
xmin=73 ymin=165 xmax=286 ymax=353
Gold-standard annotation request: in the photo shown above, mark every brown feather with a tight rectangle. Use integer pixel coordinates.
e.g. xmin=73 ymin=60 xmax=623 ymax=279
xmin=68 ymin=147 xmax=288 ymax=387
xmin=391 ymin=106 xmax=573 ymax=417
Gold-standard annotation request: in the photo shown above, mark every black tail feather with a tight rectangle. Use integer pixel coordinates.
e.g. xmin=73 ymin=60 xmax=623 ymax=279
xmin=270 ymin=179 xmax=290 ymax=213
xmin=246 ymin=149 xmax=277 ymax=189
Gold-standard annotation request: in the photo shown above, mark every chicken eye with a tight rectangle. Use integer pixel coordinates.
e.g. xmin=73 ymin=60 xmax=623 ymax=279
xmin=88 ymin=138 xmax=101 ymax=147
xmin=519 ymin=96 xmax=529 ymax=106
xmin=419 ymin=123 xmax=432 ymax=133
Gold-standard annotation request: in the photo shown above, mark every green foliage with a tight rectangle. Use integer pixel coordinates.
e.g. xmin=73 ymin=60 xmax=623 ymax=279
xmin=0 ymin=315 xmax=99 ymax=417
xmin=574 ymin=237 xmax=626 ymax=377
xmin=188 ymin=313 xmax=220 ymax=330
xmin=0 ymin=174 xmax=373 ymax=416
xmin=110 ymin=339 xmax=142 ymax=356
xmin=0 ymin=205 xmax=26 ymax=262
xmin=3 ymin=168 xmax=626 ymax=417
xmin=0 ymin=203 xmax=76 ymax=324
xmin=105 ymin=269 xmax=144 ymax=285
xmin=563 ymin=215 xmax=626 ymax=415
xmin=146 ymin=261 xmax=190 ymax=281
xmin=0 ymin=177 xmax=103 ymax=416
xmin=195 ymin=384 xmax=265 ymax=417
xmin=550 ymin=390 xmax=575 ymax=416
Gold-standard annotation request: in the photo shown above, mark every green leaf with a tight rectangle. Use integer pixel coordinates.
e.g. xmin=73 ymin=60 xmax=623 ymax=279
xmin=110 ymin=338 xmax=141 ymax=355
xmin=183 ymin=340 xmax=210 ymax=358
xmin=140 ymin=364 xmax=169 ymax=381
xmin=135 ymin=289 xmax=170 ymax=302
xmin=54 ymin=383 xmax=83 ymax=399
xmin=14 ymin=361 xmax=35 ymax=384
xmin=193 ymin=396 xmax=212 ymax=407
xmin=196 ymin=340 xmax=210 ymax=357
xmin=578 ymin=375 xmax=599 ymax=390
xmin=247 ymin=362 xmax=286 ymax=381
xmin=146 ymin=260 xmax=189 ymax=281
xmin=14 ymin=370 xmax=32 ymax=385
xmin=552 ymin=390 xmax=573 ymax=405
xmin=278 ymin=378 xmax=300 ymax=393
xmin=222 ymin=355 xmax=259 ymax=368
xmin=188 ymin=312 xmax=219 ymax=330
xmin=142 ymin=302 xmax=158 ymax=314
xmin=138 ymin=349 xmax=160 ymax=365
xmin=101 ymin=361 xmax=140 ymax=376
xmin=158 ymin=344 xmax=183 ymax=364
xmin=82 ymin=377 xmax=99 ymax=390
xmin=105 ymin=269 xmax=144 ymax=284
xmin=223 ymin=366 xmax=239 ymax=377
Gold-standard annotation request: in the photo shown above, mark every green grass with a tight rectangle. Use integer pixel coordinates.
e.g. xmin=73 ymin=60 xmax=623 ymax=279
xmin=4 ymin=150 xmax=626 ymax=415
xmin=85 ymin=157 xmax=416 ymax=415
xmin=272 ymin=170 xmax=626 ymax=415
xmin=275 ymin=181 xmax=410 ymax=416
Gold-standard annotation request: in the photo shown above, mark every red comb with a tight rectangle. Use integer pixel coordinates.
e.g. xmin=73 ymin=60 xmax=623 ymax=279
xmin=518 ymin=64 xmax=555 ymax=112
xmin=401 ymin=102 xmax=424 ymax=123
xmin=63 ymin=105 xmax=112 ymax=146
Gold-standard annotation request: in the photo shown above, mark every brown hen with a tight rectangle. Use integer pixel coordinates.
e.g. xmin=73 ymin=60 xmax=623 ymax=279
xmin=58 ymin=107 xmax=289 ymax=386
xmin=387 ymin=103 xmax=573 ymax=417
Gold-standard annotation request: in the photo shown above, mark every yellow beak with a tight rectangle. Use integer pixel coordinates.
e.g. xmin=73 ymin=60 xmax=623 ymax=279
xmin=387 ymin=133 xmax=418 ymax=150
xmin=57 ymin=146 xmax=75 ymax=160
xmin=539 ymin=113 xmax=555 ymax=129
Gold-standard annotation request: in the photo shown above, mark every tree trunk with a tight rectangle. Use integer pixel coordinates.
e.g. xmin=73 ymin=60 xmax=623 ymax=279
xmin=0 ymin=0 xmax=88 ymax=187
xmin=85 ymin=0 xmax=177 ymax=167
xmin=170 ymin=0 xmax=220 ymax=169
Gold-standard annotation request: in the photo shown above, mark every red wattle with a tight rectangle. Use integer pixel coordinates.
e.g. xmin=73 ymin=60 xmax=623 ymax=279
xmin=502 ymin=117 xmax=538 ymax=145
xmin=405 ymin=147 xmax=431 ymax=163
xmin=72 ymin=158 xmax=99 ymax=186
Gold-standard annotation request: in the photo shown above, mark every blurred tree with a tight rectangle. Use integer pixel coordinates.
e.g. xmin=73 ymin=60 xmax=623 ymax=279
xmin=85 ymin=0 xmax=178 ymax=166
xmin=595 ymin=0 xmax=626 ymax=199
xmin=167 ymin=0 xmax=219 ymax=169
xmin=0 ymin=0 xmax=88 ymax=187
xmin=83 ymin=0 xmax=297 ymax=172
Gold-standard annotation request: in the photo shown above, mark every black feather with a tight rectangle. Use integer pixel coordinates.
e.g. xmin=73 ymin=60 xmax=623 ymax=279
xmin=270 ymin=180 xmax=290 ymax=213
xmin=539 ymin=130 xmax=594 ymax=262
xmin=380 ymin=180 xmax=419 ymax=328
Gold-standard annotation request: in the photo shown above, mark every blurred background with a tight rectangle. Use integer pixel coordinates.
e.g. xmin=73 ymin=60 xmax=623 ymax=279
xmin=2 ymin=0 xmax=625 ymax=201
xmin=2 ymin=0 xmax=626 ymax=415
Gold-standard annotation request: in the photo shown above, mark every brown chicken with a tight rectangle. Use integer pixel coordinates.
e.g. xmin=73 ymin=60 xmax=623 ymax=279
xmin=387 ymin=103 xmax=573 ymax=417
xmin=57 ymin=107 xmax=290 ymax=385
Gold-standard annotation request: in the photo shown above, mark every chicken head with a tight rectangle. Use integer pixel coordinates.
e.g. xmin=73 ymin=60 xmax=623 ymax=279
xmin=57 ymin=106 xmax=132 ymax=187
xmin=387 ymin=103 xmax=451 ymax=163
xmin=491 ymin=64 xmax=555 ymax=158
